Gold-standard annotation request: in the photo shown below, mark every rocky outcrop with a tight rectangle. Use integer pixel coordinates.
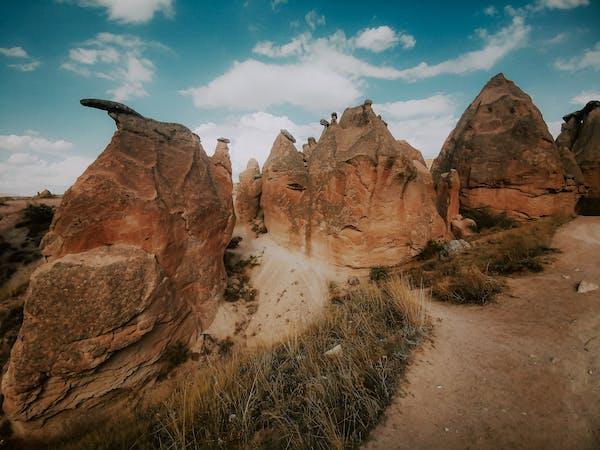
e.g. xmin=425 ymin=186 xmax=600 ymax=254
xmin=261 ymin=130 xmax=309 ymax=250
xmin=235 ymin=158 xmax=262 ymax=225
xmin=432 ymin=73 xmax=578 ymax=219
xmin=397 ymin=140 xmax=426 ymax=166
xmin=556 ymin=101 xmax=600 ymax=213
xmin=261 ymin=100 xmax=446 ymax=268
xmin=2 ymin=100 xmax=234 ymax=437
xmin=211 ymin=138 xmax=236 ymax=238
xmin=302 ymin=137 xmax=317 ymax=159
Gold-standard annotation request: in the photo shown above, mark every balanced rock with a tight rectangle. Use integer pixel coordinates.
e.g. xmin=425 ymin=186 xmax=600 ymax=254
xmin=261 ymin=101 xmax=446 ymax=267
xmin=236 ymin=158 xmax=262 ymax=225
xmin=2 ymin=100 xmax=234 ymax=436
xmin=556 ymin=101 xmax=600 ymax=214
xmin=34 ymin=189 xmax=53 ymax=199
xmin=432 ymin=73 xmax=577 ymax=219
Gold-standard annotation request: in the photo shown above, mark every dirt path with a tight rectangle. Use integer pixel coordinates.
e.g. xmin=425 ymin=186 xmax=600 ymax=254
xmin=365 ymin=217 xmax=600 ymax=450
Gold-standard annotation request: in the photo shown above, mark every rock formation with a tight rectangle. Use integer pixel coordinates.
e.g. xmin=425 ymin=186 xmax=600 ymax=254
xmin=2 ymin=100 xmax=234 ymax=436
xmin=432 ymin=73 xmax=578 ymax=219
xmin=261 ymin=100 xmax=446 ymax=267
xmin=211 ymin=138 xmax=236 ymax=238
xmin=236 ymin=158 xmax=263 ymax=225
xmin=556 ymin=101 xmax=600 ymax=213
xmin=397 ymin=140 xmax=426 ymax=166
xmin=302 ymin=137 xmax=318 ymax=159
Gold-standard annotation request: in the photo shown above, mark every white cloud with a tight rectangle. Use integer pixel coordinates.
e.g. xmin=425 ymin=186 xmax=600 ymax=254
xmin=554 ymin=42 xmax=600 ymax=72
xmin=534 ymin=0 xmax=589 ymax=10
xmin=194 ymin=112 xmax=320 ymax=179
xmin=570 ymin=90 xmax=600 ymax=105
xmin=253 ymin=33 xmax=310 ymax=58
xmin=64 ymin=0 xmax=174 ymax=24
xmin=544 ymin=32 xmax=569 ymax=45
xmin=181 ymin=59 xmax=362 ymax=112
xmin=0 ymin=47 xmax=28 ymax=58
xmin=184 ymin=28 xmax=414 ymax=112
xmin=546 ymin=120 xmax=563 ymax=139
xmin=354 ymin=26 xmax=415 ymax=52
xmin=271 ymin=0 xmax=287 ymax=10
xmin=0 ymin=131 xmax=88 ymax=196
xmin=484 ymin=6 xmax=498 ymax=16
xmin=395 ymin=15 xmax=530 ymax=81
xmin=0 ymin=154 xmax=93 ymax=196
xmin=61 ymin=32 xmax=166 ymax=102
xmin=0 ymin=132 xmax=73 ymax=155
xmin=305 ymin=10 xmax=325 ymax=31
xmin=8 ymin=61 xmax=41 ymax=72
xmin=375 ymin=95 xmax=458 ymax=158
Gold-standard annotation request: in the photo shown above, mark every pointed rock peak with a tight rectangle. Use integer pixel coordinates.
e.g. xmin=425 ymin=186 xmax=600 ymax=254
xmin=481 ymin=73 xmax=515 ymax=92
xmin=80 ymin=98 xmax=144 ymax=118
xmin=308 ymin=137 xmax=317 ymax=145
xmin=280 ymin=129 xmax=296 ymax=143
xmin=247 ymin=158 xmax=260 ymax=170
xmin=363 ymin=99 xmax=373 ymax=107
xmin=212 ymin=140 xmax=232 ymax=174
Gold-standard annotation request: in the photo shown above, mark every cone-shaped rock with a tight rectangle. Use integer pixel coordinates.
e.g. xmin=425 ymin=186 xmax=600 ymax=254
xmin=2 ymin=101 xmax=234 ymax=437
xmin=212 ymin=138 xmax=236 ymax=238
xmin=261 ymin=100 xmax=446 ymax=268
xmin=432 ymin=73 xmax=577 ymax=219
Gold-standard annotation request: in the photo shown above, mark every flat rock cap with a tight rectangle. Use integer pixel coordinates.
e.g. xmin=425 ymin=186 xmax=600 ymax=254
xmin=217 ymin=137 xmax=231 ymax=143
xmin=80 ymin=98 xmax=143 ymax=118
xmin=280 ymin=129 xmax=296 ymax=143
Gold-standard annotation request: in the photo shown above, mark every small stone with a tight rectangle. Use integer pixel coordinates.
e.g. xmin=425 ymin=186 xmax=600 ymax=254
xmin=562 ymin=274 xmax=570 ymax=280
xmin=324 ymin=344 xmax=342 ymax=357
xmin=577 ymin=280 xmax=599 ymax=294
xmin=348 ymin=276 xmax=360 ymax=286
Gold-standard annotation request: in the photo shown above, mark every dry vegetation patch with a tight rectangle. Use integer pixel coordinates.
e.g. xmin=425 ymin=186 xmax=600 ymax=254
xmin=404 ymin=215 xmax=569 ymax=304
xmin=51 ymin=277 xmax=429 ymax=450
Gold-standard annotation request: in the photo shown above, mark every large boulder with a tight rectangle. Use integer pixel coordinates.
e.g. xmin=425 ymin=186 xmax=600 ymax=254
xmin=2 ymin=100 xmax=234 ymax=437
xmin=557 ymin=101 xmax=600 ymax=213
xmin=432 ymin=73 xmax=577 ymax=219
xmin=261 ymin=101 xmax=446 ymax=268
xmin=235 ymin=158 xmax=262 ymax=225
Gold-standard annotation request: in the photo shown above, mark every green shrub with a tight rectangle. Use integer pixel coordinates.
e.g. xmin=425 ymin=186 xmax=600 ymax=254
xmin=369 ymin=266 xmax=389 ymax=282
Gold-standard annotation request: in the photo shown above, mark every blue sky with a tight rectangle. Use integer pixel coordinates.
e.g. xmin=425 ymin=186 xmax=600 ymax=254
xmin=1 ymin=0 xmax=599 ymax=195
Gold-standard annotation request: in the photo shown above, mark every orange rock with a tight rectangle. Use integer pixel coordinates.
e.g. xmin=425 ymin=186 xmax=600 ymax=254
xmin=432 ymin=73 xmax=577 ymax=219
xmin=2 ymin=102 xmax=234 ymax=437
xmin=261 ymin=102 xmax=447 ymax=268
xmin=235 ymin=158 xmax=262 ymax=225
xmin=435 ymin=169 xmax=460 ymax=232
xmin=557 ymin=102 xmax=600 ymax=213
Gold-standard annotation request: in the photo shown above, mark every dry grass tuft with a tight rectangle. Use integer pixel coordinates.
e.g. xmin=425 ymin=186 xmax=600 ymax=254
xmin=406 ymin=216 xmax=568 ymax=304
xmin=52 ymin=278 xmax=429 ymax=450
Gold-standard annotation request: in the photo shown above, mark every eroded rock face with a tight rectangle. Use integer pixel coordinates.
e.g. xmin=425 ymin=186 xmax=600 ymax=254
xmin=261 ymin=100 xmax=446 ymax=267
xmin=2 ymin=102 xmax=233 ymax=436
xmin=432 ymin=73 xmax=577 ymax=219
xmin=557 ymin=101 xmax=600 ymax=212
xmin=211 ymin=138 xmax=236 ymax=238
xmin=235 ymin=158 xmax=262 ymax=225
xmin=435 ymin=169 xmax=460 ymax=232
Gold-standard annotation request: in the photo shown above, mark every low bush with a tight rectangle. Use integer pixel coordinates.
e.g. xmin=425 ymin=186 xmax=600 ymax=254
xmin=461 ymin=206 xmax=515 ymax=231
xmin=406 ymin=216 xmax=567 ymax=304
xmin=369 ymin=266 xmax=389 ymax=282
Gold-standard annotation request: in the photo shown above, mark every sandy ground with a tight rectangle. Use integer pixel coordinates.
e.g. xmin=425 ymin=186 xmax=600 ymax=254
xmin=206 ymin=225 xmax=355 ymax=348
xmin=364 ymin=216 xmax=600 ymax=450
